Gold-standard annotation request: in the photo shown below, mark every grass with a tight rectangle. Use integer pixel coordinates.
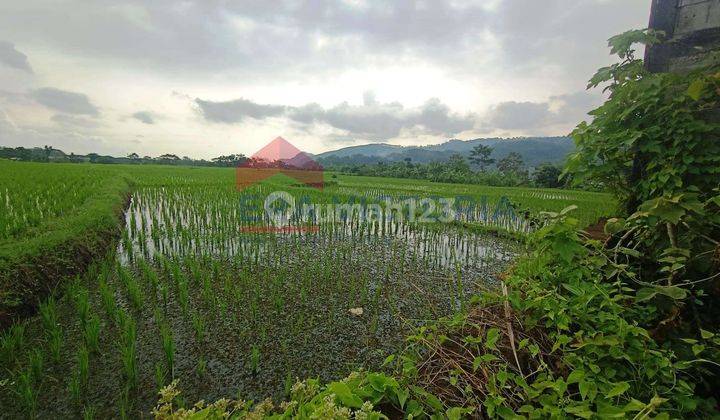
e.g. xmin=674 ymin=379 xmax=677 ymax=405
xmin=0 ymin=161 xmax=617 ymax=418
xmin=0 ymin=162 xmax=131 ymax=325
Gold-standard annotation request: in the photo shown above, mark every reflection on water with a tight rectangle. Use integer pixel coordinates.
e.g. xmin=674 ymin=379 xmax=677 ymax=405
xmin=117 ymin=188 xmax=518 ymax=273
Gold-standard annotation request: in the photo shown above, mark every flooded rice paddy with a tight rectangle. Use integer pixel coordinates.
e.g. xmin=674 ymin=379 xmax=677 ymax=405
xmin=1 ymin=181 xmax=521 ymax=418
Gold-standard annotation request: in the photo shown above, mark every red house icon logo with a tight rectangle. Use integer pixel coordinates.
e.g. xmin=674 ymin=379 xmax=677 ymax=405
xmin=236 ymin=137 xmax=324 ymax=190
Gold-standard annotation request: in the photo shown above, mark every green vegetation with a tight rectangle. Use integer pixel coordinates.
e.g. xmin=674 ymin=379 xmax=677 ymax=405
xmin=1 ymin=28 xmax=717 ymax=419
xmin=0 ymin=158 xmax=613 ymax=417
xmin=0 ymin=146 xmax=249 ymax=167
xmin=0 ymin=162 xmax=131 ymax=325
xmin=325 ymin=153 xmax=565 ymax=188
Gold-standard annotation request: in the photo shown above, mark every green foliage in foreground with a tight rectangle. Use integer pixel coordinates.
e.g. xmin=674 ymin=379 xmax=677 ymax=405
xmin=153 ymin=372 xmax=461 ymax=420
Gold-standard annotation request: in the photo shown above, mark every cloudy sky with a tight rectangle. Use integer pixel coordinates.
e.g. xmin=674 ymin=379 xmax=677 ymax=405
xmin=0 ymin=0 xmax=649 ymax=158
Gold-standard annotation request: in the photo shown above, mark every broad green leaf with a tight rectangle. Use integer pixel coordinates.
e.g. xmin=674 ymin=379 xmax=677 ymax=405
xmin=446 ymin=407 xmax=474 ymax=420
xmin=485 ymin=328 xmax=501 ymax=350
xmin=567 ymin=369 xmax=585 ymax=384
xmin=692 ymin=344 xmax=705 ymax=356
xmin=564 ymin=403 xmax=594 ymax=419
xmin=606 ymin=381 xmax=630 ymax=398
xmin=636 ymin=285 xmax=687 ymax=302
xmin=327 ymin=382 xmax=363 ymax=408
xmin=579 ymin=380 xmax=590 ymax=400
xmin=395 ymin=387 xmax=409 ymax=409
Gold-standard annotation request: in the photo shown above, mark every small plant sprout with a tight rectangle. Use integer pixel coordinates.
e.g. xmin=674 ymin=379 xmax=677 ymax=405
xmin=98 ymin=278 xmax=118 ymax=322
xmin=117 ymin=311 xmax=137 ymax=389
xmin=160 ymin=323 xmax=175 ymax=379
xmin=72 ymin=284 xmax=91 ymax=327
xmin=196 ymin=356 xmax=207 ymax=377
xmin=48 ymin=328 xmax=63 ymax=363
xmin=78 ymin=346 xmax=90 ymax=387
xmin=39 ymin=296 xmax=58 ymax=332
xmin=29 ymin=349 xmax=44 ymax=382
xmin=84 ymin=314 xmax=101 ymax=353
xmin=191 ymin=311 xmax=205 ymax=343
xmin=250 ymin=345 xmax=261 ymax=375
xmin=16 ymin=369 xmax=37 ymax=417
xmin=68 ymin=371 xmax=82 ymax=406
xmin=154 ymin=362 xmax=167 ymax=392
xmin=1 ymin=324 xmax=25 ymax=366
xmin=82 ymin=405 xmax=96 ymax=420
xmin=125 ymin=274 xmax=144 ymax=311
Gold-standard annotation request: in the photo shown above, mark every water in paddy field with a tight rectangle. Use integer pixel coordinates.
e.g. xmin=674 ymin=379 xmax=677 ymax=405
xmin=0 ymin=186 xmax=525 ymax=418
xmin=103 ymin=187 xmax=521 ymax=403
xmin=117 ymin=188 xmax=519 ymax=275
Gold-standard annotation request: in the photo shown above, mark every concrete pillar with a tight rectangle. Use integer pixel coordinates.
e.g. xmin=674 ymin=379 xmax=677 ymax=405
xmin=645 ymin=0 xmax=720 ymax=72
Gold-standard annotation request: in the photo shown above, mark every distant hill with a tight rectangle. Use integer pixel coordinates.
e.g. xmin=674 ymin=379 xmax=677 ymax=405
xmin=315 ymin=137 xmax=574 ymax=168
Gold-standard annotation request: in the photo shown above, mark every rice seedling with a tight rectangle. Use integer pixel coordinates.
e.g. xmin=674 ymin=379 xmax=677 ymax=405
xmin=176 ymin=275 xmax=190 ymax=316
xmin=28 ymin=349 xmax=44 ymax=382
xmin=39 ymin=296 xmax=58 ymax=333
xmin=154 ymin=362 xmax=167 ymax=392
xmin=284 ymin=372 xmax=293 ymax=398
xmin=77 ymin=346 xmax=90 ymax=386
xmin=190 ymin=311 xmax=205 ymax=343
xmin=139 ymin=259 xmax=159 ymax=297
xmin=160 ymin=322 xmax=175 ymax=380
xmin=1 ymin=324 xmax=25 ymax=367
xmin=118 ymin=387 xmax=132 ymax=420
xmin=98 ymin=277 xmax=118 ymax=323
xmin=71 ymin=283 xmax=91 ymax=327
xmin=195 ymin=357 xmax=207 ymax=377
xmin=125 ymin=277 xmax=143 ymax=312
xmin=250 ymin=345 xmax=261 ymax=375
xmin=15 ymin=369 xmax=37 ymax=417
xmin=117 ymin=312 xmax=137 ymax=389
xmin=83 ymin=405 xmax=96 ymax=420
xmin=47 ymin=328 xmax=63 ymax=363
xmin=83 ymin=314 xmax=101 ymax=353
xmin=68 ymin=372 xmax=82 ymax=406
xmin=118 ymin=266 xmax=143 ymax=311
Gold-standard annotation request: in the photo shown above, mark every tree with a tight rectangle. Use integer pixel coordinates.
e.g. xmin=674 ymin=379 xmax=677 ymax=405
xmin=212 ymin=154 xmax=248 ymax=167
xmin=496 ymin=152 xmax=524 ymax=174
xmin=127 ymin=153 xmax=140 ymax=160
xmin=469 ymin=144 xmax=495 ymax=171
xmin=447 ymin=154 xmax=470 ymax=173
xmin=157 ymin=154 xmax=180 ymax=161
xmin=533 ymin=163 xmax=563 ymax=188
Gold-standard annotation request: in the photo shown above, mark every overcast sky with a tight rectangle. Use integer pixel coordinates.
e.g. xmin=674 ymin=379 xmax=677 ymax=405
xmin=0 ymin=0 xmax=649 ymax=158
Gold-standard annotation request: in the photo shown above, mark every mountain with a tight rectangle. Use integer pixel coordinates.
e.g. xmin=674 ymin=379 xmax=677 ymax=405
xmin=315 ymin=143 xmax=406 ymax=159
xmin=315 ymin=136 xmax=574 ymax=168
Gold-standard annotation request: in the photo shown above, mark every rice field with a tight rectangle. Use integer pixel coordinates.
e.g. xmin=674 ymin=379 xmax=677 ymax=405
xmin=0 ymin=161 xmax=616 ymax=418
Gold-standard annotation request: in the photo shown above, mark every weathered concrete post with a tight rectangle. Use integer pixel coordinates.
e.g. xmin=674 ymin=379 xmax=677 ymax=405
xmin=646 ymin=0 xmax=720 ymax=72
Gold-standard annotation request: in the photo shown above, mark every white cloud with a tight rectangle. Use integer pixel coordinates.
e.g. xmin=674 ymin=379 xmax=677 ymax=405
xmin=196 ymin=94 xmax=476 ymax=141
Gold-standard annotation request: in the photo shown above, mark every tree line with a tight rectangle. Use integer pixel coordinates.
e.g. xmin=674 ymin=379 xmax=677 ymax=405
xmin=0 ymin=146 xmax=249 ymax=168
xmin=324 ymin=144 xmax=567 ymax=189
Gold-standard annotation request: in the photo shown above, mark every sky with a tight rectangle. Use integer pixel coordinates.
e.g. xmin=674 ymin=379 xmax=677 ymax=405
xmin=0 ymin=0 xmax=650 ymax=159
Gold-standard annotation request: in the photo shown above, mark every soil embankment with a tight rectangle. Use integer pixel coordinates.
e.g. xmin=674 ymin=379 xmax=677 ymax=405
xmin=0 ymin=177 xmax=132 ymax=329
